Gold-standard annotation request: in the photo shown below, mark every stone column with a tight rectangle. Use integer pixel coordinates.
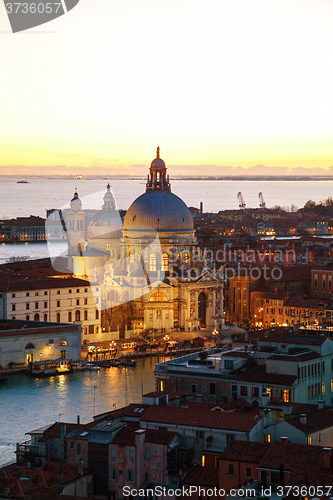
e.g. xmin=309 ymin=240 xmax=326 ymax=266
xmin=213 ymin=289 xmax=216 ymax=328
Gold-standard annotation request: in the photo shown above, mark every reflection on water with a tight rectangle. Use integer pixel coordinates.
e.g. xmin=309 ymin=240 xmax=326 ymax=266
xmin=0 ymin=357 xmax=160 ymax=466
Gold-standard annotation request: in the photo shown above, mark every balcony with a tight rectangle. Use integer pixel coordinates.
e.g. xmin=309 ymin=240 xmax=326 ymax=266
xmin=16 ymin=440 xmax=39 ymax=454
xmin=202 ymin=442 xmax=227 ymax=453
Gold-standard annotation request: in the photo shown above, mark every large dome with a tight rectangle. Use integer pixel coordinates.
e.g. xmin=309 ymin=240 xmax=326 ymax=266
xmin=124 ymin=190 xmax=194 ymax=232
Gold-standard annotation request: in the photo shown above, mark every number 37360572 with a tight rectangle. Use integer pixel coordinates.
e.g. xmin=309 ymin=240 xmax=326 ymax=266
xmin=5 ymin=3 xmax=62 ymax=14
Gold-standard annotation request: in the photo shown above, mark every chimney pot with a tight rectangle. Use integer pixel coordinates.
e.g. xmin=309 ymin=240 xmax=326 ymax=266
xmin=300 ymin=414 xmax=307 ymax=425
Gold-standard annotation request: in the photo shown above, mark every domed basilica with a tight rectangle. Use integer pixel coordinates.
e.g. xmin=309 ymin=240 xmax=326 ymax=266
xmin=67 ymin=148 xmax=224 ymax=340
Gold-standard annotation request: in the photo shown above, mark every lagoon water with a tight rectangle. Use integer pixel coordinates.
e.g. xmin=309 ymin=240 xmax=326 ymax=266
xmin=0 ymin=358 xmax=159 ymax=466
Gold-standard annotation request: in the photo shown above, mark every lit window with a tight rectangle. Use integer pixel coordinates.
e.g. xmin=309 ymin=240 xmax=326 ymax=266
xmin=307 ymin=436 xmax=311 ymax=445
xmin=282 ymin=390 xmax=290 ymax=402
xmin=322 ymin=382 xmax=325 ymax=394
xmin=264 ymin=434 xmax=271 ymax=443
xmin=318 ymin=433 xmax=321 ymax=442
xmin=162 ymin=253 xmax=168 ymax=272
xmin=149 ymin=253 xmax=156 ymax=272
xmin=58 ymin=340 xmax=67 ymax=346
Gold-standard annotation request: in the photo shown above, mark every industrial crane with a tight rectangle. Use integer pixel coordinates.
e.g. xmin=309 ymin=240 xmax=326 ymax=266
xmin=237 ymin=192 xmax=246 ymax=209
xmin=258 ymin=192 xmax=266 ymax=209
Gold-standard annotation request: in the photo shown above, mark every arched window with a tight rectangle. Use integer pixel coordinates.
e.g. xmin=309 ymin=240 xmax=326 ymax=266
xmin=84 ymin=310 xmax=88 ymax=321
xmin=139 ymin=307 xmax=144 ymax=318
xmin=95 ymin=309 xmax=99 ymax=320
xmin=149 ymin=253 xmax=156 ymax=272
xmin=25 ymin=343 xmax=35 ymax=349
xmin=34 ymin=313 xmax=39 ymax=321
xmin=156 ymin=291 xmax=162 ymax=302
xmin=56 ymin=313 xmax=60 ymax=323
xmin=178 ymin=252 xmax=182 ymax=262
xmin=162 ymin=253 xmax=168 ymax=272
xmin=185 ymin=252 xmax=190 ymax=265
xmin=43 ymin=314 xmax=47 ymax=321
xmin=58 ymin=340 xmax=68 ymax=346
xmin=68 ymin=311 xmax=72 ymax=322
xmin=75 ymin=310 xmax=80 ymax=321
xmin=150 ymin=291 xmax=168 ymax=302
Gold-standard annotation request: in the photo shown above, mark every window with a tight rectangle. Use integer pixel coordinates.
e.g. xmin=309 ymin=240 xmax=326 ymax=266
xmin=264 ymin=388 xmax=272 ymax=399
xmin=56 ymin=313 xmax=60 ymax=322
xmin=75 ymin=310 xmax=80 ymax=321
xmin=240 ymin=386 xmax=247 ymax=396
xmin=57 ymin=290 xmax=60 ymax=294
xmin=57 ymin=300 xmax=60 ymax=307
xmin=68 ymin=312 xmax=72 ymax=322
xmin=35 ymin=292 xmax=39 ymax=296
xmin=227 ymin=464 xmax=234 ymax=476
xmin=145 ymin=448 xmax=151 ymax=460
xmin=210 ymin=382 xmax=216 ymax=396
xmin=35 ymin=302 xmax=39 ymax=309
xmin=252 ymin=387 xmax=259 ymax=397
xmin=110 ymin=446 xmax=116 ymax=457
xmin=145 ymin=472 xmax=151 ymax=483
xmin=26 ymin=292 xmax=29 ymax=297
xmin=44 ymin=291 xmax=47 ymax=295
xmin=318 ymin=433 xmax=322 ymax=442
xmin=271 ymin=472 xmax=280 ymax=485
xmin=149 ymin=253 xmax=156 ymax=272
xmin=12 ymin=293 xmax=15 ymax=298
xmin=126 ymin=469 xmax=134 ymax=482
xmin=84 ymin=310 xmax=88 ymax=320
xmin=70 ymin=442 xmax=74 ymax=449
xmin=245 ymin=467 xmax=252 ymax=478
xmin=264 ymin=434 xmax=271 ymax=443
xmin=69 ymin=289 xmax=72 ymax=294
xmin=95 ymin=309 xmax=99 ymax=320
xmin=139 ymin=307 xmax=144 ymax=318
xmin=84 ymin=288 xmax=88 ymax=292
xmin=26 ymin=303 xmax=30 ymax=310
xmin=84 ymin=298 xmax=88 ymax=305
xmin=76 ymin=289 xmax=80 ymax=293
xmin=110 ymin=468 xmax=118 ymax=481
xmin=322 ymin=382 xmax=326 ymax=394
xmin=307 ymin=436 xmax=311 ymax=445
xmin=34 ymin=313 xmax=39 ymax=321
xmin=192 ymin=384 xmax=197 ymax=394
xmin=26 ymin=315 xmax=29 ymax=320
xmin=76 ymin=299 xmax=80 ymax=306
xmin=44 ymin=302 xmax=47 ymax=308
xmin=282 ymin=390 xmax=290 ymax=402
xmin=225 ymin=360 xmax=234 ymax=369
xmin=43 ymin=314 xmax=47 ymax=321
xmin=12 ymin=304 xmax=16 ymax=311
xmin=128 ymin=448 xmax=135 ymax=459
xmin=76 ymin=443 xmax=81 ymax=456
xmin=162 ymin=253 xmax=168 ymax=272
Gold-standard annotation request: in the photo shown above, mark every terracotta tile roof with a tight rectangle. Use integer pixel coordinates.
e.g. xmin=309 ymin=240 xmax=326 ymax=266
xmin=0 ymin=274 xmax=95 ymax=293
xmin=238 ymin=365 xmax=297 ymax=386
xmin=286 ymin=407 xmax=333 ymax=433
xmin=111 ymin=426 xmax=177 ymax=446
xmin=168 ymin=391 xmax=186 ymax=400
xmin=250 ymin=327 xmax=327 ymax=346
xmin=182 ymin=466 xmax=219 ymax=487
xmin=268 ymin=352 xmax=320 ymax=362
xmin=264 ymin=401 xmax=319 ymax=415
xmin=94 ymin=403 xmax=151 ymax=421
xmin=219 ymin=440 xmax=270 ymax=463
xmin=258 ymin=441 xmax=330 ymax=474
xmin=140 ymin=405 xmax=260 ymax=432
xmin=39 ymin=422 xmax=93 ymax=443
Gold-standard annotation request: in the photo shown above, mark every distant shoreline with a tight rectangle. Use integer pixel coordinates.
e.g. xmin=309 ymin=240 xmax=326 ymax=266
xmin=2 ymin=175 xmax=333 ymax=182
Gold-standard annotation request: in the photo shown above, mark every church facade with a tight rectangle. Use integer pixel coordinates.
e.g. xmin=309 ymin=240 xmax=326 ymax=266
xmin=67 ymin=149 xmax=224 ymax=340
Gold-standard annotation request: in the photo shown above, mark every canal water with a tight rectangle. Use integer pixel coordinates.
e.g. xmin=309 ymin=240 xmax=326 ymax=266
xmin=0 ymin=357 xmax=160 ymax=466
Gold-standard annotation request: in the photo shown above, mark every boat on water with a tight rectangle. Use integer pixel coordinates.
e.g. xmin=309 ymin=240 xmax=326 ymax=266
xmin=84 ymin=363 xmax=100 ymax=371
xmin=28 ymin=359 xmax=72 ymax=376
xmin=16 ymin=180 xmax=29 ymax=183
xmin=108 ymin=359 xmax=121 ymax=367
xmin=0 ymin=375 xmax=9 ymax=382
xmin=120 ymin=359 xmax=137 ymax=367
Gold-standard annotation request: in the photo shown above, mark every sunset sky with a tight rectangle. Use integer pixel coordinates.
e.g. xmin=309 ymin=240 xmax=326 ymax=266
xmin=1 ymin=0 xmax=333 ymax=176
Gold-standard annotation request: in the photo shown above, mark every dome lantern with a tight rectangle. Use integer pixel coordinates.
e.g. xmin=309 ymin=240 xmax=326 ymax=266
xmin=146 ymin=147 xmax=170 ymax=192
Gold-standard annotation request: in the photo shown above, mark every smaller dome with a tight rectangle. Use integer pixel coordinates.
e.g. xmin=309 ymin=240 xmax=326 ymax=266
xmin=104 ymin=183 xmax=114 ymax=199
xmin=150 ymin=146 xmax=166 ymax=169
xmin=70 ymin=189 xmax=82 ymax=212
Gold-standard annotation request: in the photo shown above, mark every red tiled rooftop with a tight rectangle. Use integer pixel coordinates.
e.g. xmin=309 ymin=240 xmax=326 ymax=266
xmin=268 ymin=352 xmax=320 ymax=362
xmin=219 ymin=440 xmax=270 ymax=463
xmin=286 ymin=407 xmax=333 ymax=433
xmin=238 ymin=365 xmax=297 ymax=386
xmin=182 ymin=465 xmax=219 ymax=487
xmin=140 ymin=405 xmax=260 ymax=432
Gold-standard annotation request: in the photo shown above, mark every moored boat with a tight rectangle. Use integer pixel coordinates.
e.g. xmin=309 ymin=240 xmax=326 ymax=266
xmin=0 ymin=375 xmax=9 ymax=382
xmin=28 ymin=359 xmax=72 ymax=376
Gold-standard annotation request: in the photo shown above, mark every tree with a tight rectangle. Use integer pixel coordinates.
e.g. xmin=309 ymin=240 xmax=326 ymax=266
xmin=303 ymin=200 xmax=317 ymax=212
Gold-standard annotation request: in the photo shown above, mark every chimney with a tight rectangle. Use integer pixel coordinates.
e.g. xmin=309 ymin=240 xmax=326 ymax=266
xmin=323 ymin=448 xmax=332 ymax=472
xmin=281 ymin=436 xmax=289 ymax=442
xmin=318 ymin=400 xmax=325 ymax=409
xmin=135 ymin=430 xmax=146 ymax=487
xmin=200 ymin=202 xmax=203 ymax=214
xmin=300 ymin=414 xmax=307 ymax=425
xmin=78 ymin=460 xmax=84 ymax=476
xmin=77 ymin=415 xmax=80 ymax=424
